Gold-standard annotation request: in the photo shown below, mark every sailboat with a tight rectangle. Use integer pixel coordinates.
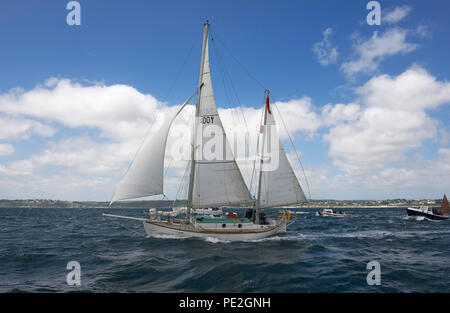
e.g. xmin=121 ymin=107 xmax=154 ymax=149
xmin=406 ymin=194 xmax=450 ymax=221
xmin=103 ymin=22 xmax=307 ymax=241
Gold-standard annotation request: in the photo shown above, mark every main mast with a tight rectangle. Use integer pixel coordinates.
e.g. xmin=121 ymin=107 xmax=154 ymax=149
xmin=255 ymin=89 xmax=270 ymax=224
xmin=187 ymin=21 xmax=209 ymax=221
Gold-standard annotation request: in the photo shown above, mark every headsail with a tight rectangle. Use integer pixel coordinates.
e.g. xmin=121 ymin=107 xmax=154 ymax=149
xmin=257 ymin=91 xmax=307 ymax=208
xmin=110 ymin=93 xmax=195 ymax=205
xmin=441 ymin=194 xmax=450 ymax=215
xmin=189 ymin=22 xmax=253 ymax=208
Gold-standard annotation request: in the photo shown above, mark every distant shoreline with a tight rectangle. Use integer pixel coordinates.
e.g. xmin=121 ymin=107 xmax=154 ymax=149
xmin=0 ymin=199 xmax=431 ymax=209
xmin=291 ymin=205 xmax=409 ymax=209
xmin=0 ymin=205 xmax=410 ymax=209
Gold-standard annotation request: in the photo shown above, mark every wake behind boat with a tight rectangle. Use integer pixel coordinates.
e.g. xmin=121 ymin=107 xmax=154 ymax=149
xmin=406 ymin=194 xmax=449 ymax=221
xmin=103 ymin=22 xmax=307 ymax=241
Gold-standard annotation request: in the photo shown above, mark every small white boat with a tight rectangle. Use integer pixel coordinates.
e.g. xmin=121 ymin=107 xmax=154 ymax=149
xmin=316 ymin=209 xmax=351 ymax=217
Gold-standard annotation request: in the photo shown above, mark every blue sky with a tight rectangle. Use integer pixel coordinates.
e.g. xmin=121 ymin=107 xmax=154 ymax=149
xmin=0 ymin=0 xmax=449 ymax=200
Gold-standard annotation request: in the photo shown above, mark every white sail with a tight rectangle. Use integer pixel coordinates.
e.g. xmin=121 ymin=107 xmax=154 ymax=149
xmin=258 ymin=94 xmax=306 ymax=208
xmin=190 ymin=34 xmax=252 ymax=208
xmin=110 ymin=100 xmax=190 ymax=205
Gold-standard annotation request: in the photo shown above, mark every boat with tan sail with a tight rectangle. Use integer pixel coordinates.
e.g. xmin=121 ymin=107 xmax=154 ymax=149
xmin=406 ymin=194 xmax=449 ymax=221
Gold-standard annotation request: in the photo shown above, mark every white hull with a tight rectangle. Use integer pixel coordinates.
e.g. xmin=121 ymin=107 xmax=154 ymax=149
xmin=143 ymin=219 xmax=288 ymax=241
xmin=316 ymin=210 xmax=351 ymax=217
xmin=316 ymin=213 xmax=351 ymax=217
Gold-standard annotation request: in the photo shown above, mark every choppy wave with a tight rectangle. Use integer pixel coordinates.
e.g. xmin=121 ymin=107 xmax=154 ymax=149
xmin=0 ymin=207 xmax=449 ymax=292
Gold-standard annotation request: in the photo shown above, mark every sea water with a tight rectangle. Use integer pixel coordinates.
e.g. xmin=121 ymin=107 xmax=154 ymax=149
xmin=0 ymin=207 xmax=448 ymax=292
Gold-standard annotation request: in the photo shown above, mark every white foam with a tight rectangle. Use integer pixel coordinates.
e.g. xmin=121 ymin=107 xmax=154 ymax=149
xmin=148 ymin=234 xmax=189 ymax=240
xmin=203 ymin=236 xmax=232 ymax=244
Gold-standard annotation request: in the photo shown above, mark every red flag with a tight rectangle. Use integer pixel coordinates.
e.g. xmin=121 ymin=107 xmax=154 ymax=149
xmin=266 ymin=96 xmax=271 ymax=114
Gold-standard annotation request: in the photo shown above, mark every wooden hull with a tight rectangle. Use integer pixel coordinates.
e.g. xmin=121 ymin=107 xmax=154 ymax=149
xmin=143 ymin=219 xmax=288 ymax=241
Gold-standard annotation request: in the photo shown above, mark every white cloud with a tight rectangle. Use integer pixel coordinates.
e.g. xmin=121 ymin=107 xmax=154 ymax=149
xmin=272 ymin=97 xmax=322 ymax=138
xmin=0 ymin=143 xmax=15 ymax=156
xmin=325 ymin=107 xmax=437 ymax=172
xmin=0 ymin=78 xmax=160 ymax=141
xmin=341 ymin=28 xmax=418 ymax=77
xmin=324 ymin=65 xmax=450 ymax=175
xmin=0 ymin=78 xmax=320 ymax=200
xmin=1 ymin=70 xmax=448 ymax=200
xmin=415 ymin=24 xmax=431 ymax=38
xmin=0 ymin=159 xmax=34 ymax=177
xmin=0 ymin=116 xmax=56 ymax=140
xmin=321 ymin=103 xmax=361 ymax=125
xmin=313 ymin=28 xmax=339 ymax=66
xmin=384 ymin=5 xmax=412 ymax=24
xmin=357 ymin=148 xmax=450 ymax=192
xmin=356 ymin=64 xmax=450 ymax=110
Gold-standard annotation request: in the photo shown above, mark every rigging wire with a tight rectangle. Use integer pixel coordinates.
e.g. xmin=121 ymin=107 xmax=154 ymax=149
xmin=209 ymin=32 xmax=254 ymax=189
xmin=160 ymin=39 xmax=198 ymax=199
xmin=173 ymin=116 xmax=195 ymax=206
xmin=209 ymin=27 xmax=267 ymax=91
xmin=161 ymin=39 xmax=198 ymax=104
xmin=210 ymin=25 xmax=311 ymax=201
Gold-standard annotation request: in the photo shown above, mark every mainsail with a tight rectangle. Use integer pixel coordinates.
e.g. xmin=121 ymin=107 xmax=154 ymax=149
xmin=257 ymin=91 xmax=306 ymax=208
xmin=441 ymin=194 xmax=450 ymax=215
xmin=189 ymin=23 xmax=253 ymax=208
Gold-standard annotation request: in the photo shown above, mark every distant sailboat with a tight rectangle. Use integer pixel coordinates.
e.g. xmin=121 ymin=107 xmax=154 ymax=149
xmin=406 ymin=194 xmax=449 ymax=221
xmin=103 ymin=22 xmax=307 ymax=241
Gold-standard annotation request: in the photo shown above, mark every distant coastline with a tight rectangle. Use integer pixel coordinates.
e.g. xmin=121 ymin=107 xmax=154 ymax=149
xmin=0 ymin=199 xmax=440 ymax=209
xmin=0 ymin=199 xmax=186 ymax=209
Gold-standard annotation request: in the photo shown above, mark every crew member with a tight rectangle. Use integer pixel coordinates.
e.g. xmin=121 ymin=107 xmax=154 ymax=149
xmin=245 ymin=208 xmax=253 ymax=219
xmin=259 ymin=209 xmax=267 ymax=225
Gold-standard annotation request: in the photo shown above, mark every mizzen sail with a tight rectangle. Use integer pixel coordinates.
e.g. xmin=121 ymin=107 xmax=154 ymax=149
xmin=257 ymin=92 xmax=306 ymax=208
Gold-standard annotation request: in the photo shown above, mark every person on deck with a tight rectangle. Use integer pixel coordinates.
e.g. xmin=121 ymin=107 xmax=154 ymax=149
xmin=259 ymin=209 xmax=267 ymax=225
xmin=245 ymin=208 xmax=253 ymax=219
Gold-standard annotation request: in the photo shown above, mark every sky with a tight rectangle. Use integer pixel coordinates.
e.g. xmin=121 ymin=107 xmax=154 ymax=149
xmin=0 ymin=0 xmax=449 ymax=201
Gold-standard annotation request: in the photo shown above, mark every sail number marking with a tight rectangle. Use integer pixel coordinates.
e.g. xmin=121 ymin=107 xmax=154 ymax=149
xmin=201 ymin=116 xmax=215 ymax=124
